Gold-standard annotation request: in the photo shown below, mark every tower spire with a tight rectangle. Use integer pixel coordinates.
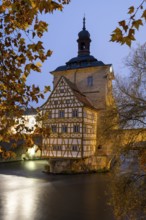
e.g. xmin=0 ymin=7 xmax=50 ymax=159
xmin=83 ymin=16 xmax=86 ymax=30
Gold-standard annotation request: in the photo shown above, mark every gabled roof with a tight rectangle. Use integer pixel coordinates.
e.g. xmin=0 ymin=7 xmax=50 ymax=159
xmin=41 ymin=76 xmax=97 ymax=111
xmin=63 ymin=77 xmax=97 ymax=110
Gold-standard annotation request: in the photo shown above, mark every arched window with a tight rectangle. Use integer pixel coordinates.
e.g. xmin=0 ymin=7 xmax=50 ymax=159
xmin=80 ymin=42 xmax=86 ymax=50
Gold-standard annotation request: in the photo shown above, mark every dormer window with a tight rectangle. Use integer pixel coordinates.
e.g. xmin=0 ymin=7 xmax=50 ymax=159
xmin=87 ymin=76 xmax=93 ymax=86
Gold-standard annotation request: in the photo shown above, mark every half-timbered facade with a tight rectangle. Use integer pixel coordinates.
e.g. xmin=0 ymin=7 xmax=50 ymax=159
xmin=42 ymin=76 xmax=98 ymax=158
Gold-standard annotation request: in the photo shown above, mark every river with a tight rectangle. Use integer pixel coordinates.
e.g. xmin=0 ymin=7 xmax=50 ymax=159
xmin=0 ymin=160 xmax=115 ymax=220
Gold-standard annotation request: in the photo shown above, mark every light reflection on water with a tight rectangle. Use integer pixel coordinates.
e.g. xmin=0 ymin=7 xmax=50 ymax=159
xmin=0 ymin=175 xmax=49 ymax=220
xmin=23 ymin=160 xmax=38 ymax=170
xmin=4 ymin=182 xmax=35 ymax=220
xmin=0 ymin=161 xmax=115 ymax=220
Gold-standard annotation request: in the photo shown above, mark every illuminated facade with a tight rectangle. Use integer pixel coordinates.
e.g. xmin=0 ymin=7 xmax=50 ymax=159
xmin=42 ymin=76 xmax=98 ymax=158
xmin=41 ymin=18 xmax=114 ymax=165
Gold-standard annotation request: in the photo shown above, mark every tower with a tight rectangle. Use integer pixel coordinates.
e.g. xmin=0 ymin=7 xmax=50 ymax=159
xmin=52 ymin=17 xmax=114 ymax=109
xmin=41 ymin=18 xmax=115 ymax=173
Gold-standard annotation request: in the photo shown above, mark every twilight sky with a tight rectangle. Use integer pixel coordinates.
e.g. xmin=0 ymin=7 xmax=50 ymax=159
xmin=27 ymin=0 xmax=146 ymax=106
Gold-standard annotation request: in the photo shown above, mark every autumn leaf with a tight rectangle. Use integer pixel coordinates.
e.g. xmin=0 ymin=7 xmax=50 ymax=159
xmin=132 ymin=19 xmax=143 ymax=30
xmin=44 ymin=86 xmax=51 ymax=93
xmin=0 ymin=0 xmax=70 ymax=158
xmin=36 ymin=61 xmax=42 ymax=67
xmin=128 ymin=6 xmax=135 ymax=14
xmin=141 ymin=9 xmax=146 ymax=20
xmin=111 ymin=1 xmax=146 ymax=46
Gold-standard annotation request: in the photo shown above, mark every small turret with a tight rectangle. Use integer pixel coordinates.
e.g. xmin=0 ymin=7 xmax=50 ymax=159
xmin=77 ymin=17 xmax=91 ymax=56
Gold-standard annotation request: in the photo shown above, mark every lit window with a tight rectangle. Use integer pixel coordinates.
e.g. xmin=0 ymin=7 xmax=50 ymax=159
xmin=72 ymin=145 xmax=78 ymax=151
xmin=61 ymin=125 xmax=68 ymax=133
xmin=59 ymin=110 xmax=65 ymax=118
xmin=87 ymin=76 xmax=93 ymax=86
xmin=73 ymin=125 xmax=80 ymax=133
xmin=72 ymin=109 xmax=78 ymax=117
xmin=51 ymin=125 xmax=57 ymax=133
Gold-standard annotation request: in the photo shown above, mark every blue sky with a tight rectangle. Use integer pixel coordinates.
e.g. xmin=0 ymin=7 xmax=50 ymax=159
xmin=27 ymin=0 xmax=146 ymax=106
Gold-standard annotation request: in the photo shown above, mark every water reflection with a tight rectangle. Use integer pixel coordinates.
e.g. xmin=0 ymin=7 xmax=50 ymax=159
xmin=23 ymin=160 xmax=40 ymax=170
xmin=0 ymin=161 xmax=115 ymax=220
xmin=4 ymin=183 xmax=35 ymax=220
xmin=1 ymin=175 xmax=40 ymax=220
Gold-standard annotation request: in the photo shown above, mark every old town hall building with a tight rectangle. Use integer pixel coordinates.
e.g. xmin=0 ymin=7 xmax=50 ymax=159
xmin=41 ymin=18 xmax=114 ymax=172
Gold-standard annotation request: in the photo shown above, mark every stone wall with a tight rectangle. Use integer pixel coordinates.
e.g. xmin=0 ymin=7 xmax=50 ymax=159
xmin=53 ymin=65 xmax=113 ymax=109
xmin=48 ymin=156 xmax=111 ymax=174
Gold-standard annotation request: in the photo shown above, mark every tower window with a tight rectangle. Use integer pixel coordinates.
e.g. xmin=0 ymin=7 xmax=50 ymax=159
xmin=80 ymin=42 xmax=86 ymax=50
xmin=87 ymin=76 xmax=93 ymax=86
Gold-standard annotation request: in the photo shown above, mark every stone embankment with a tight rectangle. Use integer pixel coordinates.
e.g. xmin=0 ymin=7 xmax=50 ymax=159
xmin=45 ymin=156 xmax=114 ymax=174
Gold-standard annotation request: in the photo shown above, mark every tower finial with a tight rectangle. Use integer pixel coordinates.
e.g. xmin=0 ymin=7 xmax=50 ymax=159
xmin=83 ymin=16 xmax=86 ymax=30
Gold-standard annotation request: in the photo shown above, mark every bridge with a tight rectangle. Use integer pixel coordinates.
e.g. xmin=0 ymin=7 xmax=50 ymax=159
xmin=97 ymin=128 xmax=146 ymax=170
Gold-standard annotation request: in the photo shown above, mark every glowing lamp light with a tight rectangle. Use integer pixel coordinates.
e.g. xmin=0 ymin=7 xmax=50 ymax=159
xmin=110 ymin=66 xmax=113 ymax=73
xmin=28 ymin=147 xmax=35 ymax=158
